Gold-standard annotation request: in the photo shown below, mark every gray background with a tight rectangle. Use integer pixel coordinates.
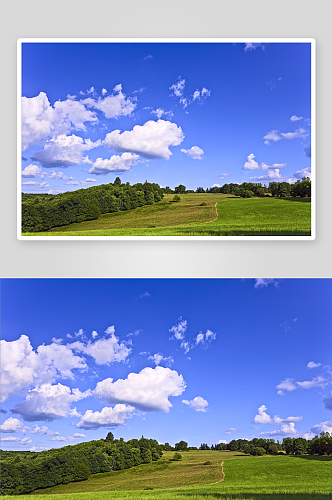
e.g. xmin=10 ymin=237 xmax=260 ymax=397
xmin=1 ymin=0 xmax=330 ymax=278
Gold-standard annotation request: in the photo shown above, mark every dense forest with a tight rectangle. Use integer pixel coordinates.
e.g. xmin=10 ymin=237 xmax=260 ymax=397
xmin=21 ymin=178 xmax=164 ymax=233
xmin=0 ymin=432 xmax=163 ymax=495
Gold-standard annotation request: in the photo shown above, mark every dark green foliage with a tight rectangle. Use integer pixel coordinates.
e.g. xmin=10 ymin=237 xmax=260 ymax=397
xmin=206 ymin=178 xmax=311 ymax=199
xmin=0 ymin=434 xmax=163 ymax=495
xmin=174 ymin=184 xmax=186 ymax=194
xmin=175 ymin=440 xmax=188 ymax=451
xmin=22 ymin=180 xmax=164 ymax=233
xmin=172 ymin=452 xmax=182 ymax=461
xmin=172 ymin=194 xmax=181 ymax=202
xmin=203 ymin=460 xmax=212 ymax=465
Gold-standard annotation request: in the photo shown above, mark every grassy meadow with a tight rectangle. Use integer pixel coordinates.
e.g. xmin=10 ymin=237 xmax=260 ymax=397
xmin=22 ymin=194 xmax=311 ymax=237
xmin=3 ymin=451 xmax=331 ymax=500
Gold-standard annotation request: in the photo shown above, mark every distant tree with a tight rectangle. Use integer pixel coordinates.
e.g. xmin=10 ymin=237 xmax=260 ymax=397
xmin=196 ymin=187 xmax=205 ymax=193
xmin=105 ymin=432 xmax=114 ymax=442
xmin=174 ymin=184 xmax=186 ymax=194
xmin=172 ymin=452 xmax=182 ymax=461
xmin=114 ymin=177 xmax=122 ymax=186
xmin=172 ymin=195 xmax=181 ymax=202
xmin=175 ymin=441 xmax=188 ymax=451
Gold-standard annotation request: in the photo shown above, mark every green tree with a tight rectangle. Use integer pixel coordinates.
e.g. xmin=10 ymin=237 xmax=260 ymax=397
xmin=105 ymin=432 xmax=114 ymax=442
xmin=114 ymin=177 xmax=122 ymax=186
xmin=174 ymin=184 xmax=186 ymax=194
xmin=175 ymin=440 xmax=188 ymax=451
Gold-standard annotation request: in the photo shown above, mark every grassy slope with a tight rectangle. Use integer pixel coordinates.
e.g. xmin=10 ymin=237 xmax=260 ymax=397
xmin=22 ymin=195 xmax=311 ymax=237
xmin=3 ymin=451 xmax=331 ymax=500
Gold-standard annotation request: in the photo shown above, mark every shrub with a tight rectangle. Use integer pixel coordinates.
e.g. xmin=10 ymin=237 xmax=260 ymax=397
xmin=172 ymin=452 xmax=182 ymax=461
xmin=200 ymin=202 xmax=207 ymax=206
xmin=203 ymin=461 xmax=212 ymax=465
xmin=172 ymin=195 xmax=181 ymax=202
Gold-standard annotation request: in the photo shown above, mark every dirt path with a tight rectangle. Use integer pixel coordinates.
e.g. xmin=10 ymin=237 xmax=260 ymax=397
xmin=205 ymin=202 xmax=219 ymax=224
xmin=209 ymin=461 xmax=225 ymax=484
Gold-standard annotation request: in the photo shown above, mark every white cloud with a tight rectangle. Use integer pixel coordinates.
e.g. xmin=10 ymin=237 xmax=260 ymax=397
xmin=218 ymin=173 xmax=231 ymax=180
xmin=12 ymin=383 xmax=92 ymax=421
xmin=254 ymin=279 xmax=279 ymax=289
xmin=293 ymin=167 xmax=311 ymax=180
xmin=243 ymin=153 xmax=286 ymax=171
xmin=276 ymin=378 xmax=297 ymax=395
xmin=30 ymin=445 xmax=49 ymax=452
xmin=31 ymin=134 xmax=101 ymax=169
xmin=181 ymin=146 xmax=204 ymax=160
xmin=290 ymin=115 xmax=303 ymax=121
xmin=140 ymin=292 xmax=151 ymax=299
xmin=224 ymin=428 xmax=239 ymax=435
xmin=0 ymin=335 xmax=86 ymax=403
xmin=244 ymin=43 xmax=265 ymax=51
xmin=169 ymin=317 xmax=188 ymax=341
xmin=253 ymin=405 xmax=302 ymax=429
xmin=195 ymin=329 xmax=216 ymax=347
xmin=104 ymin=119 xmax=184 ymax=160
xmin=264 ymin=128 xmax=309 ymax=145
xmin=1 ymin=436 xmax=33 ymax=444
xmin=94 ymin=366 xmax=186 ymax=412
xmin=21 ymin=92 xmax=98 ymax=151
xmin=169 ymin=77 xmax=186 ymax=97
xmin=31 ymin=425 xmax=59 ymax=436
xmin=182 ymin=396 xmax=208 ymax=412
xmin=70 ymin=329 xmax=131 ymax=365
xmin=310 ymin=421 xmax=332 ymax=435
xmin=82 ymin=84 xmax=136 ymax=119
xmin=307 ymin=361 xmax=322 ymax=369
xmin=102 ymin=88 xmax=107 ymax=95
xmin=76 ymin=404 xmax=135 ymax=430
xmin=151 ymin=108 xmax=173 ymax=120
xmin=261 ymin=422 xmax=298 ymax=437
xmin=296 ymin=376 xmax=329 ymax=390
xmin=48 ymin=171 xmax=74 ymax=180
xmin=22 ymin=164 xmax=43 ymax=178
xmin=148 ymin=353 xmax=174 ymax=367
xmin=88 ymin=153 xmax=139 ymax=175
xmin=50 ymin=433 xmax=87 ymax=442
xmin=0 ymin=417 xmax=31 ymax=434
xmin=92 ymin=330 xmax=98 ymax=339
xmin=218 ymin=439 xmax=227 ymax=444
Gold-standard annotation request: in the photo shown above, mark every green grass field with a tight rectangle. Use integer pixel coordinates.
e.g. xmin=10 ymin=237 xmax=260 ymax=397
xmin=3 ymin=451 xmax=331 ymax=500
xmin=22 ymin=194 xmax=311 ymax=237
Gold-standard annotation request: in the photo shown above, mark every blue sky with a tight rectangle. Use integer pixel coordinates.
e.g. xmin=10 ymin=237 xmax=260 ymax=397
xmin=1 ymin=278 xmax=331 ymax=452
xmin=20 ymin=41 xmax=312 ymax=194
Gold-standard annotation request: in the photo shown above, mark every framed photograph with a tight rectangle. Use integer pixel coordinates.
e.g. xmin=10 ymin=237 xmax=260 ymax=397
xmin=18 ymin=39 xmax=315 ymax=240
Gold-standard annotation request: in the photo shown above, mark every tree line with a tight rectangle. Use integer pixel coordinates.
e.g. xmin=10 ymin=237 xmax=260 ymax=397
xmin=162 ymin=432 xmax=332 ymax=457
xmin=164 ymin=177 xmax=311 ymax=199
xmin=22 ymin=178 xmax=164 ymax=233
xmin=0 ymin=432 xmax=163 ymax=495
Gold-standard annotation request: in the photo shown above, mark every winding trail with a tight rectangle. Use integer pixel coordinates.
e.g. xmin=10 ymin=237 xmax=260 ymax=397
xmin=209 ymin=460 xmax=225 ymax=485
xmin=205 ymin=201 xmax=219 ymax=224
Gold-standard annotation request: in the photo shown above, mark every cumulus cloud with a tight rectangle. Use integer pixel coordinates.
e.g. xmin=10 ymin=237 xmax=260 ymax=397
xmin=31 ymin=425 xmax=59 ymax=436
xmin=277 ymin=376 xmax=328 ymax=395
xmin=50 ymin=433 xmax=87 ymax=442
xmin=181 ymin=146 xmax=204 ymax=160
xmin=307 ymin=361 xmax=322 ymax=369
xmin=261 ymin=422 xmax=298 ymax=437
xmin=224 ymin=428 xmax=239 ymax=435
xmin=104 ymin=120 xmax=184 ymax=160
xmin=253 ymin=405 xmax=302 ymax=428
xmin=1 ymin=436 xmax=32 ymax=444
xmin=169 ymin=318 xmax=216 ymax=354
xmin=21 ymin=164 xmax=43 ymax=178
xmin=48 ymin=171 xmax=74 ymax=180
xmin=70 ymin=329 xmax=131 ymax=365
xmin=94 ymin=366 xmax=186 ymax=412
xmin=243 ymin=153 xmax=286 ymax=171
xmin=218 ymin=439 xmax=227 ymax=444
xmin=195 ymin=330 xmax=217 ymax=347
xmin=292 ymin=167 xmax=311 ymax=180
xmin=22 ymin=181 xmax=50 ymax=189
xmin=82 ymin=84 xmax=136 ymax=119
xmin=0 ymin=335 xmax=87 ymax=403
xmin=88 ymin=153 xmax=139 ymax=175
xmin=311 ymin=421 xmax=332 ymax=435
xmin=148 ymin=353 xmax=174 ymax=367
xmin=182 ymin=396 xmax=208 ymax=412
xmin=12 ymin=383 xmax=92 ymax=421
xmin=31 ymin=134 xmax=101 ymax=169
xmin=264 ymin=128 xmax=309 ymax=145
xmin=290 ymin=115 xmax=303 ymax=121
xmin=170 ymin=77 xmax=210 ymax=108
xmin=0 ymin=417 xmax=31 ymax=434
xmin=218 ymin=173 xmax=231 ymax=180
xmin=21 ymin=92 xmax=98 ymax=151
xmin=254 ymin=279 xmax=279 ymax=289
xmin=76 ymin=404 xmax=135 ymax=430
xmin=244 ymin=43 xmax=265 ymax=51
